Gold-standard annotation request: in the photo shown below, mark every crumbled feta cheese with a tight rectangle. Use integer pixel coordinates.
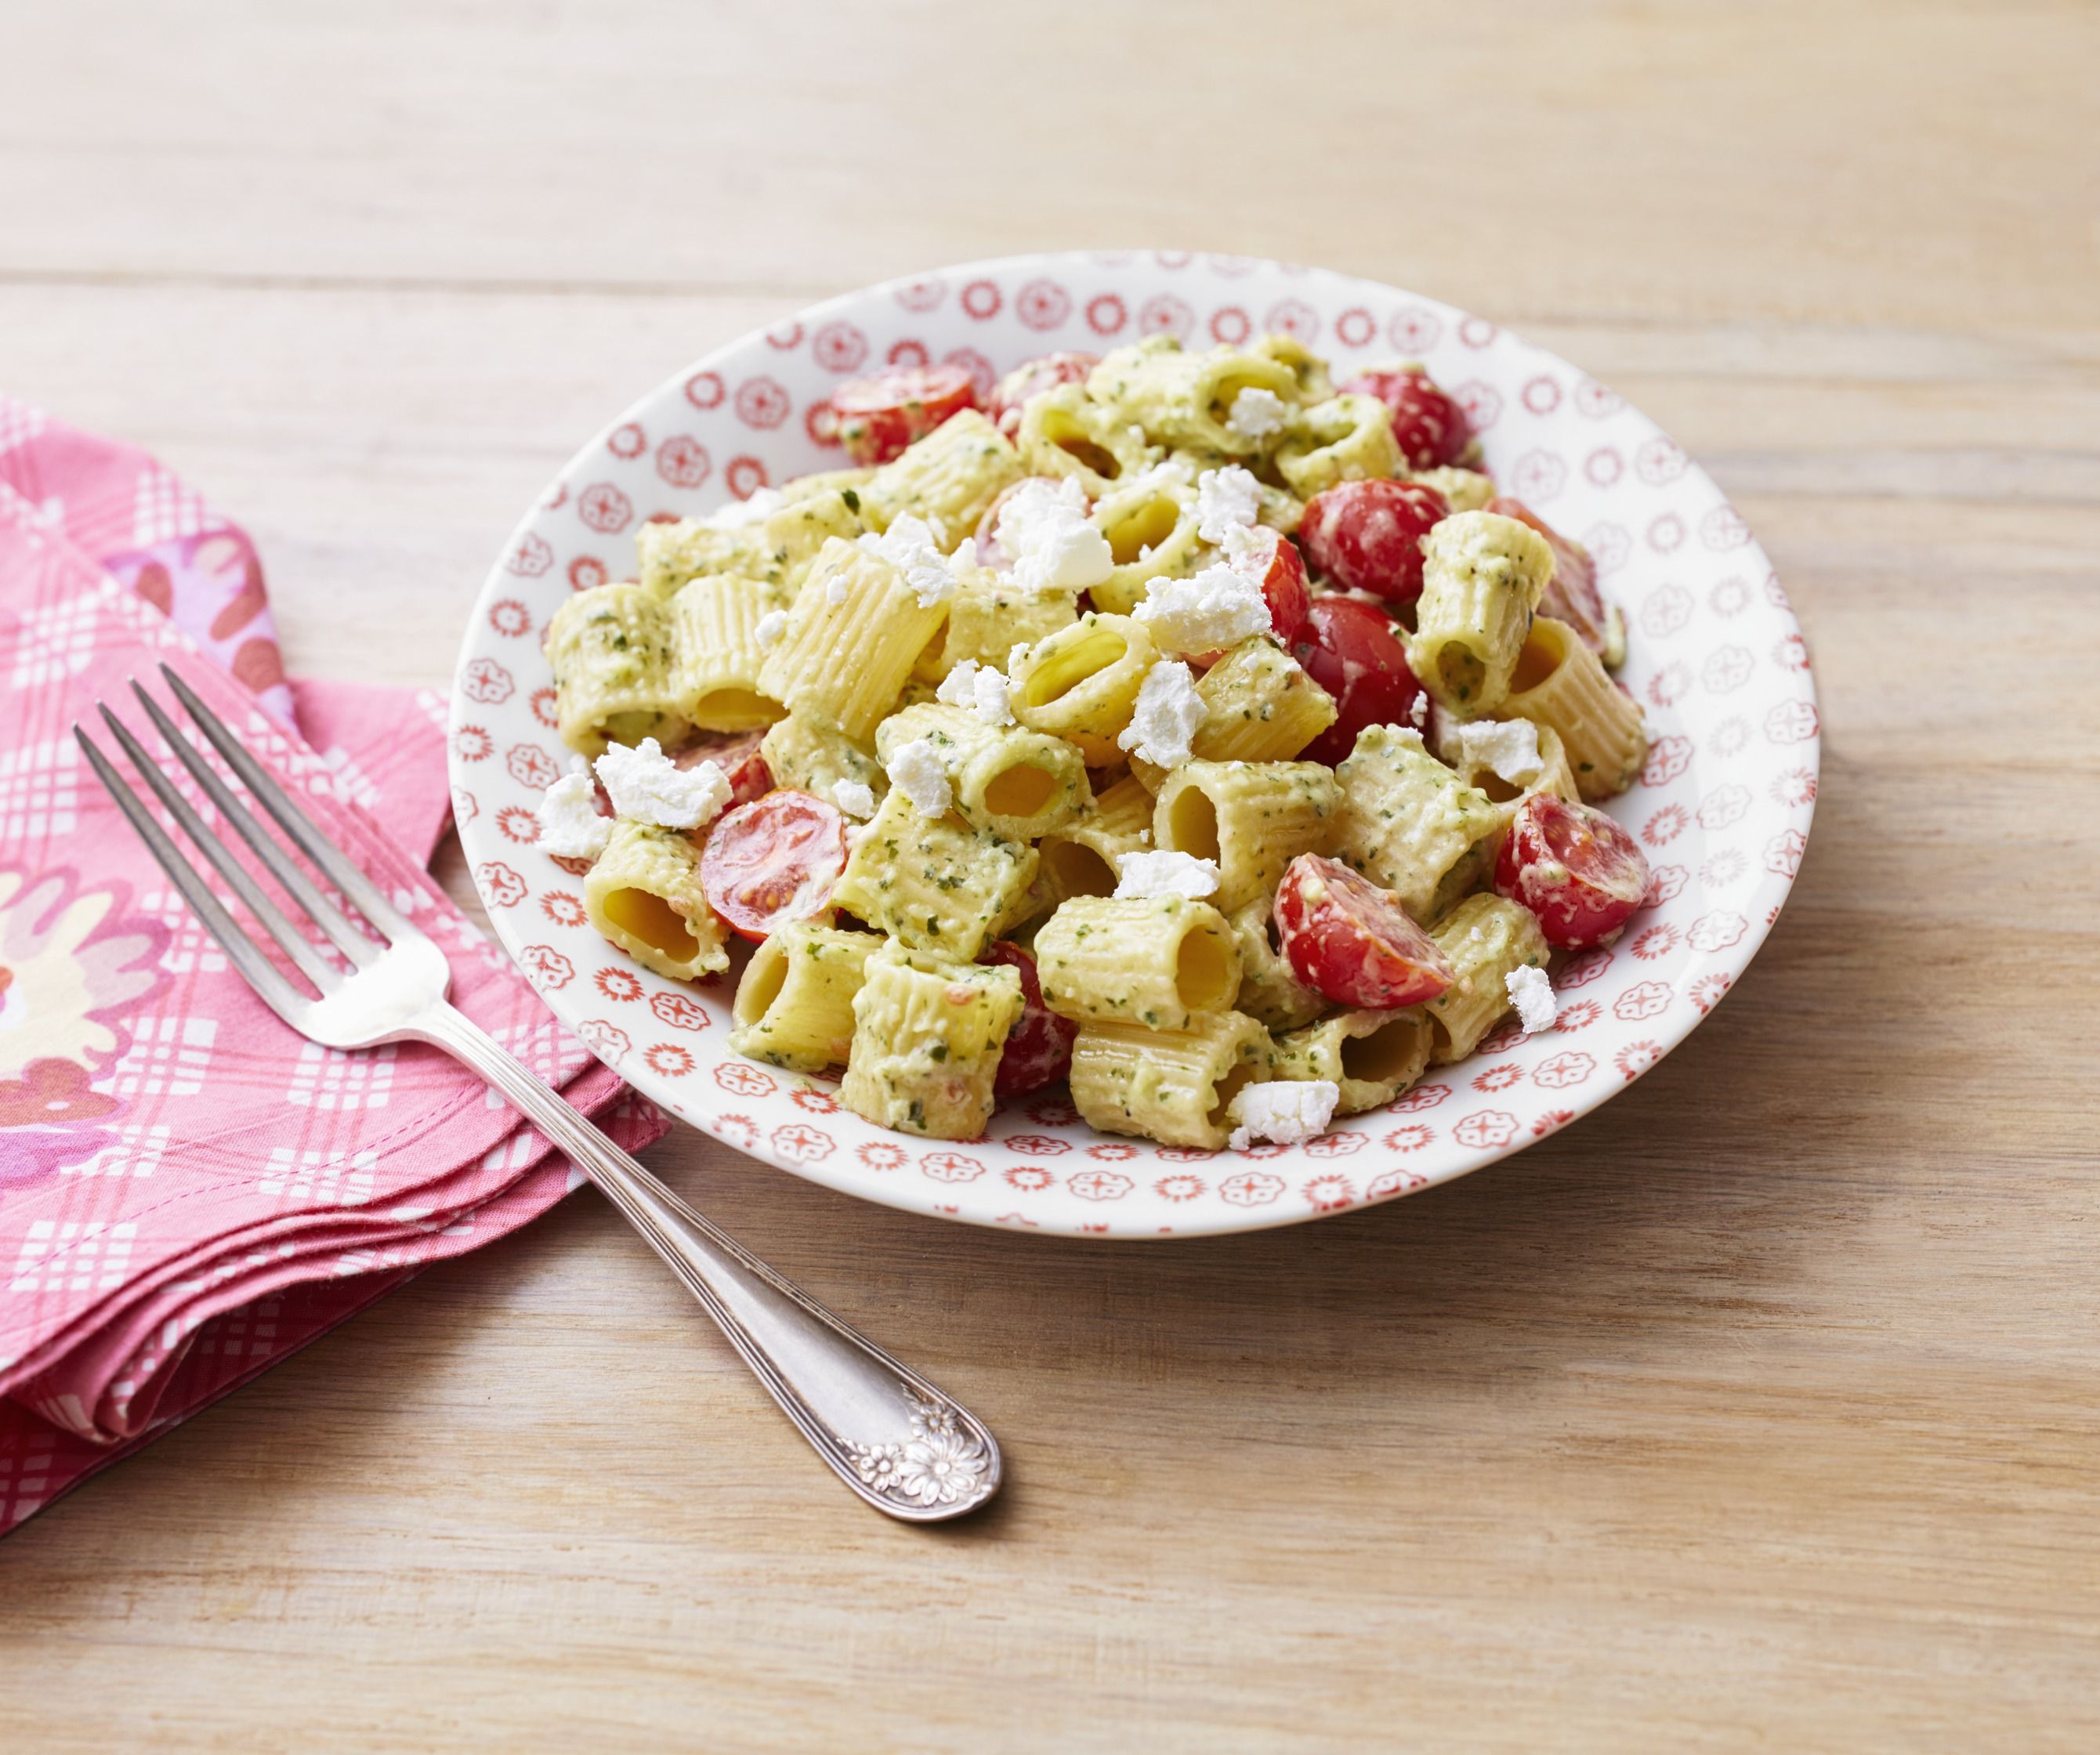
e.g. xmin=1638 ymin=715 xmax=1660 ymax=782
xmin=856 ymin=513 xmax=960 ymax=607
xmin=1507 ymin=964 xmax=1559 ymax=1034
xmin=832 ymin=778 xmax=876 ymax=820
xmin=1113 ymin=849 xmax=1220 ymax=901
xmin=534 ymin=761 xmax=613 ymax=859
xmin=1226 ymin=386 xmax=1290 ymax=443
xmin=1428 ymin=700 xmax=1466 ymax=760
xmin=1194 ymin=465 xmax=1262 ymax=545
xmin=1006 ymin=641 xmax=1034 ymax=678
xmin=755 ymin=608 xmax=788 ymax=649
xmin=995 ymin=477 xmax=1113 ymax=592
xmin=885 ymin=737 xmax=952 ymax=818
xmin=1133 ymin=564 xmax=1271 ymax=654
xmin=1408 ymin=692 xmax=1428 ymax=729
xmin=1115 ymin=660 xmax=1206 ymax=767
xmin=594 ymin=737 xmax=730 ymax=830
xmin=825 ymin=573 xmax=850 ymax=607
xmin=935 ymin=658 xmax=1015 ymax=726
xmin=1228 ymin=1080 xmax=1341 ymax=1152
xmin=1454 ymin=718 xmax=1544 ymax=786
xmin=1121 ymin=458 xmax=1194 ymax=500
xmin=704 ymin=487 xmax=784 ymax=530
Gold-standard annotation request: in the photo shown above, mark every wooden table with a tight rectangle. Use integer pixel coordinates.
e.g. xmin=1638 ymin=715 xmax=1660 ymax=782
xmin=4 ymin=3 xmax=2097 ymax=1747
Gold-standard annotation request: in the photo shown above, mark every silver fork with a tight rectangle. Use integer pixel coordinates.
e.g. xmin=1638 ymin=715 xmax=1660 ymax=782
xmin=76 ymin=664 xmax=1000 ymax=1523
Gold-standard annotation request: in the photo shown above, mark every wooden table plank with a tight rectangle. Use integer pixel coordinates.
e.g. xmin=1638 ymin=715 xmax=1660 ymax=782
xmin=2 ymin=2 xmax=2098 ymax=1749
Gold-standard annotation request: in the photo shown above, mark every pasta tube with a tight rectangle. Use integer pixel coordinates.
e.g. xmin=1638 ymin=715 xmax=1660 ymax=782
xmin=840 ymin=943 xmax=1024 ymax=1140
xmin=828 ymin=787 xmax=1038 ymax=961
xmin=667 ymin=574 xmax=787 ymax=733
xmin=1008 ymin=612 xmax=1158 ymax=765
xmin=1269 ymin=1008 xmax=1432 ymax=1115
xmin=757 ymin=537 xmax=949 ymax=743
xmin=730 ymin=922 xmax=879 ymax=1073
xmin=1501 ymin=617 xmax=1649 ymax=801
xmin=1084 ymin=338 xmax=1301 ymax=457
xmin=1275 ymin=393 xmax=1403 ymax=498
xmin=1014 ymin=381 xmax=1161 ymax=501
xmin=1152 ymin=759 xmax=1339 ymax=914
xmin=1425 ymin=895 xmax=1551 ymax=1064
xmin=1409 ymin=510 xmax=1556 ymax=713
xmin=638 ymin=487 xmax=865 ymax=601
xmin=943 ymin=572 xmax=1081 ymax=675
xmin=1088 ymin=468 xmax=1205 ymax=616
xmin=857 ymin=410 xmax=1023 ymax=545
xmin=582 ymin=820 xmax=728 ymax=982
xmin=1131 ymin=636 xmax=1335 ymax=788
xmin=1036 ymin=773 xmax=1155 ymax=903
xmin=759 ymin=713 xmax=885 ymax=808
xmin=1068 ymin=1010 xmax=1269 ymax=1151
xmin=545 ymin=583 xmax=687 ymax=757
xmin=1032 ymin=895 xmax=1242 ymax=1033
xmin=875 ymin=703 xmax=1090 ymax=843
xmin=1329 ymin=725 xmax=1497 ymax=923
xmin=1226 ymin=898 xmax=1327 ymax=1033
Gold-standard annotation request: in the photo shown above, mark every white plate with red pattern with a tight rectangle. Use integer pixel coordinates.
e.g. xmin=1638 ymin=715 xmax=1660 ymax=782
xmin=448 ymin=251 xmax=1818 ymax=1239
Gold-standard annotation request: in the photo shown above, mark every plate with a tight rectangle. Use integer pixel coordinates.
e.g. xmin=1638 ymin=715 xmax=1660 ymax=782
xmin=448 ymin=252 xmax=1818 ymax=1239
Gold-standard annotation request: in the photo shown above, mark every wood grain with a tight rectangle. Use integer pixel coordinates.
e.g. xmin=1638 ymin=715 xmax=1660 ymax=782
xmin=2 ymin=2 xmax=2098 ymax=1749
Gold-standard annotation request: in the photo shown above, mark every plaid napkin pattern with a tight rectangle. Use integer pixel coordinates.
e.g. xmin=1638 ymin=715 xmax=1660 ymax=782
xmin=0 ymin=396 xmax=664 ymax=1531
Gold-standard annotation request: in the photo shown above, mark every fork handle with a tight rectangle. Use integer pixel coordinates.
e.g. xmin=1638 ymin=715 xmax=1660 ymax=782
xmin=407 ymin=1003 xmax=1000 ymax=1522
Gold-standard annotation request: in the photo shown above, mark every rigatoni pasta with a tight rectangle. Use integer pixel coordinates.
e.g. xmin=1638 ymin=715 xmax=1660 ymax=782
xmin=535 ymin=329 xmax=1649 ymax=1149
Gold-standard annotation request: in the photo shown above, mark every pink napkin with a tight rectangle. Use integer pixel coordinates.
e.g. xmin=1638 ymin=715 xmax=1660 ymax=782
xmin=0 ymin=397 xmax=666 ymax=1532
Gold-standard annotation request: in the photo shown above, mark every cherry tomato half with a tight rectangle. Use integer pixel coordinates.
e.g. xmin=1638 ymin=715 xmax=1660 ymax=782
xmin=989 ymin=351 xmax=1099 ymax=436
xmin=1298 ymin=478 xmax=1449 ymax=606
xmin=698 ymin=791 xmax=849 ymax=942
xmin=675 ymin=728 xmax=772 ymax=810
xmin=1487 ymin=495 xmax=1611 ymax=657
xmin=1274 ymin=853 xmax=1457 ymax=1008
xmin=1338 ymin=367 xmax=1472 ymax=470
xmin=829 ymin=366 xmax=978 ymax=465
xmin=1291 ymin=595 xmax=1427 ymax=766
xmin=1494 ymin=793 xmax=1649 ymax=949
xmin=979 ymin=940 xmax=1078 ymax=1096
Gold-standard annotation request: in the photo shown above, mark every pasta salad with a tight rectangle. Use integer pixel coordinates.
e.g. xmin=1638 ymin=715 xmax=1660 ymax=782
xmin=534 ymin=334 xmax=1652 ymax=1153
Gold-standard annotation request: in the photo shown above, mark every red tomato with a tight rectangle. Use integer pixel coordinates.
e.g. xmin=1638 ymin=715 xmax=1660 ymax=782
xmin=698 ymin=791 xmax=849 ymax=942
xmin=1274 ymin=854 xmax=1457 ymax=1008
xmin=1189 ymin=527 xmax=1311 ymax=665
xmin=979 ymin=940 xmax=1078 ymax=1096
xmin=1494 ymin=794 xmax=1649 ymax=949
xmin=989 ymin=351 xmax=1099 ymax=436
xmin=675 ymin=729 xmax=772 ymax=809
xmin=1298 ymin=479 xmax=1449 ymax=606
xmin=1488 ymin=496 xmax=1611 ymax=656
xmin=1338 ymin=367 xmax=1471 ymax=469
xmin=1291 ymin=595 xmax=1427 ymax=766
xmin=829 ymin=366 xmax=977 ymax=466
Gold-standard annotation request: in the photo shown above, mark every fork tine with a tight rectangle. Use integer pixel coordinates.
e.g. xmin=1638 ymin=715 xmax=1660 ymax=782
xmin=129 ymin=681 xmax=382 ymax=970
xmin=158 ymin=664 xmax=415 ymax=943
xmin=75 ymin=726 xmax=313 ymax=1027
xmin=96 ymin=705 xmax=345 ymax=993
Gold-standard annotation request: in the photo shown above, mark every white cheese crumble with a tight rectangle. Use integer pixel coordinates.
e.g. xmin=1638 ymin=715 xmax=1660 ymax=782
xmin=832 ymin=778 xmax=876 ymax=820
xmin=1408 ymin=692 xmax=1429 ymax=729
xmin=534 ymin=762 xmax=613 ymax=859
xmin=885 ymin=737 xmax=952 ymax=818
xmin=1113 ymin=849 xmax=1221 ymax=901
xmin=755 ymin=607 xmax=788 ymax=649
xmin=1194 ymin=465 xmax=1262 ymax=545
xmin=1122 ymin=458 xmax=1195 ymax=500
xmin=1005 ymin=641 xmax=1034 ymax=678
xmin=1507 ymin=964 xmax=1559 ymax=1034
xmin=1115 ymin=660 xmax=1206 ymax=767
xmin=857 ymin=513 xmax=961 ymax=607
xmin=995 ymin=477 xmax=1113 ymax=592
xmin=1228 ymin=1080 xmax=1341 ymax=1152
xmin=1454 ymin=718 xmax=1544 ymax=786
xmin=1226 ymin=386 xmax=1290 ymax=443
xmin=1428 ymin=700 xmax=1467 ymax=760
xmin=825 ymin=574 xmax=850 ymax=607
xmin=593 ymin=737 xmax=730 ymax=830
xmin=704 ymin=487 xmax=784 ymax=530
xmin=1133 ymin=563 xmax=1272 ymax=654
xmin=935 ymin=658 xmax=1016 ymax=726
